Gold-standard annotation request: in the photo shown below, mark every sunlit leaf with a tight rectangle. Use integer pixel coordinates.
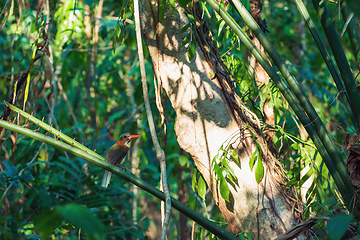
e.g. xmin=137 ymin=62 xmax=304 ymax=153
xmin=168 ymin=0 xmax=175 ymax=9
xmin=218 ymin=20 xmax=226 ymax=36
xmin=249 ymin=149 xmax=257 ymax=171
xmin=219 ymin=174 xmax=230 ymax=202
xmin=181 ymin=33 xmax=190 ymax=47
xmin=187 ymin=13 xmax=195 ymax=22
xmin=192 ymin=168 xmax=198 ymax=192
xmin=254 ymin=155 xmax=264 ymax=184
xmin=179 ymin=155 xmax=189 ymax=166
xmin=198 ymin=173 xmax=207 ymax=200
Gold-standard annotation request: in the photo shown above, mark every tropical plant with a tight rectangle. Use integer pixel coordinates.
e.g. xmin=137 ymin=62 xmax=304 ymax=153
xmin=1 ymin=0 xmax=360 ymax=239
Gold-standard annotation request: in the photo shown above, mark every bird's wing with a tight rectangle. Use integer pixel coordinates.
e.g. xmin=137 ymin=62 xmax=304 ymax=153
xmin=105 ymin=145 xmax=129 ymax=165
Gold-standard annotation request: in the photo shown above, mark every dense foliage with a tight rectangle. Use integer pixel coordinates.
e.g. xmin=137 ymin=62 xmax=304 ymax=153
xmin=1 ymin=0 xmax=359 ymax=239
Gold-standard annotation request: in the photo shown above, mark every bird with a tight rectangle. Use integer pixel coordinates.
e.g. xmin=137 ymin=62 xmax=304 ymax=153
xmin=101 ymin=133 xmax=140 ymax=188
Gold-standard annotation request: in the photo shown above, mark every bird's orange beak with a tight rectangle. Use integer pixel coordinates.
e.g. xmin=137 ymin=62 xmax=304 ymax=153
xmin=130 ymin=135 xmax=140 ymax=139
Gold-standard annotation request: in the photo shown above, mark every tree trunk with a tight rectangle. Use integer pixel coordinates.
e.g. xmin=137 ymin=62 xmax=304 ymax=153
xmin=139 ymin=1 xmax=301 ymax=238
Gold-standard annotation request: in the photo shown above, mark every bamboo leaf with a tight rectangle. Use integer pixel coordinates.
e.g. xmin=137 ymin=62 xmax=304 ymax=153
xmin=218 ymin=20 xmax=226 ymax=36
xmin=159 ymin=0 xmax=166 ymax=21
xmin=198 ymin=173 xmax=207 ymax=200
xmin=179 ymin=24 xmax=189 ymax=35
xmin=181 ymin=33 xmax=190 ymax=47
xmin=219 ymin=173 xmax=230 ymax=202
xmin=192 ymin=168 xmax=198 ymax=192
xmin=254 ymin=153 xmax=264 ymax=184
xmin=249 ymin=149 xmax=257 ymax=171
xmin=188 ymin=41 xmax=195 ymax=60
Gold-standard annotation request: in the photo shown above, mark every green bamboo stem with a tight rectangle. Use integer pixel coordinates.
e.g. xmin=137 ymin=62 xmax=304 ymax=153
xmin=294 ymin=0 xmax=358 ymax=131
xmin=0 ymin=119 xmax=237 ymax=240
xmin=6 ymin=102 xmax=103 ymax=160
xmin=205 ymin=0 xmax=354 ymax=206
xmin=230 ymin=0 xmax=354 ymax=203
xmin=311 ymin=0 xmax=360 ymax=133
xmin=340 ymin=1 xmax=360 ymax=63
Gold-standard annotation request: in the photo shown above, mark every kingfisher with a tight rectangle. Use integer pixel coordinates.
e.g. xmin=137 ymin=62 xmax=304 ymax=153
xmin=101 ymin=133 xmax=140 ymax=188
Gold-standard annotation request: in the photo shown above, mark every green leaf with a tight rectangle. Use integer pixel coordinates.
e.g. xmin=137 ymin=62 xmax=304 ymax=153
xmin=218 ymin=20 xmax=226 ymax=36
xmin=188 ymin=42 xmax=195 ymax=61
xmin=192 ymin=168 xmax=198 ymax=192
xmin=327 ymin=214 xmax=353 ymax=240
xmin=219 ymin=174 xmax=230 ymax=202
xmin=178 ymin=155 xmax=188 ymax=166
xmin=201 ymin=1 xmax=211 ymax=18
xmin=285 ymin=178 xmax=298 ymax=187
xmin=181 ymin=33 xmax=190 ymax=47
xmin=108 ymin=110 xmax=127 ymax=125
xmin=254 ymin=155 xmax=264 ymax=184
xmin=168 ymin=0 xmax=175 ymax=9
xmin=299 ymin=167 xmax=314 ymax=187
xmin=56 ymin=204 xmax=105 ymax=240
xmin=220 ymin=154 xmax=236 ymax=182
xmin=159 ymin=0 xmax=166 ymax=21
xmin=3 ymin=160 xmax=17 ymax=176
xmin=34 ymin=209 xmax=62 ymax=240
xmin=187 ymin=13 xmax=195 ymax=22
xmin=239 ymin=233 xmax=246 ymax=240
xmin=249 ymin=149 xmax=257 ymax=171
xmin=179 ymin=24 xmax=189 ymax=35
xmin=178 ymin=0 xmax=191 ymax=8
xmin=198 ymin=173 xmax=207 ymax=200
xmin=9 ymin=0 xmax=14 ymax=16
xmin=115 ymin=21 xmax=121 ymax=38
xmin=212 ymin=160 xmax=221 ymax=176
xmin=245 ymin=232 xmax=253 ymax=240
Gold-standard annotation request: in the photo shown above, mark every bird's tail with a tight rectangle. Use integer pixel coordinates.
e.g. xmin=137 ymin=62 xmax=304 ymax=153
xmin=101 ymin=170 xmax=112 ymax=188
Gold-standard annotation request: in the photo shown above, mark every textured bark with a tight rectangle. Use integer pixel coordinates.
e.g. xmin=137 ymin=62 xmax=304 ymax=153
xmin=139 ymin=1 xmax=300 ymax=238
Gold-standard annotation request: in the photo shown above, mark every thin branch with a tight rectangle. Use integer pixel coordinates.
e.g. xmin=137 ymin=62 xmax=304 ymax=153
xmin=133 ymin=0 xmax=171 ymax=238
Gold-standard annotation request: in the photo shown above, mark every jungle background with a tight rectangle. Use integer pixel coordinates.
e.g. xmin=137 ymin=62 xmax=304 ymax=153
xmin=1 ymin=0 xmax=360 ymax=239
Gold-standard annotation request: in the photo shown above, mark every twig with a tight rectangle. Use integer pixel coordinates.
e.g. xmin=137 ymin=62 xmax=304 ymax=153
xmin=133 ymin=0 xmax=171 ymax=238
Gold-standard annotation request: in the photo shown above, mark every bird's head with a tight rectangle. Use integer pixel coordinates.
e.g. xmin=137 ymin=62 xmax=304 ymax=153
xmin=117 ymin=133 xmax=140 ymax=147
